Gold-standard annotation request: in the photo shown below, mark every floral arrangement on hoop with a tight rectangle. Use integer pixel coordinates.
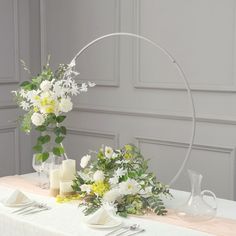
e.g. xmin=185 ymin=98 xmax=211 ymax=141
xmin=12 ymin=56 xmax=95 ymax=161
xmin=72 ymin=144 xmax=171 ymax=217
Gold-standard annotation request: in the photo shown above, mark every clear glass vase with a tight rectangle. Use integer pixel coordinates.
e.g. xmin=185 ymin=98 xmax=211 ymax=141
xmin=176 ymin=169 xmax=217 ymax=221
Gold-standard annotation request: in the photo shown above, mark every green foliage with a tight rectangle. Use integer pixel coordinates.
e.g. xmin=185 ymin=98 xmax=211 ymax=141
xmin=73 ymin=144 xmax=171 ymax=217
xmin=56 ymin=115 xmax=66 ymax=123
xmin=55 ymin=136 xmax=64 ymax=144
xmin=53 ymin=146 xmax=65 ymax=156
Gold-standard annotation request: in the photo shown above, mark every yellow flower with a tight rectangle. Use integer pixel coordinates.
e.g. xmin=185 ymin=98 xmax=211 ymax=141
xmin=91 ymin=181 xmax=109 ymax=197
xmin=56 ymin=194 xmax=81 ymax=203
xmin=34 ymin=95 xmax=40 ymax=101
xmin=124 ymin=144 xmax=133 ymax=152
xmin=45 ymin=105 xmax=55 ymax=114
xmin=33 ymin=107 xmax=39 ymax=112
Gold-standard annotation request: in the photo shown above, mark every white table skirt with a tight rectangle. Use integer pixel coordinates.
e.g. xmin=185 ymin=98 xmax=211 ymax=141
xmin=0 ymin=173 xmax=235 ymax=236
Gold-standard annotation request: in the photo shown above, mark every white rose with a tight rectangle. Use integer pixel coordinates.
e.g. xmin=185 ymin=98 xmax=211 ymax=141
xmin=59 ymin=98 xmax=73 ymax=113
xmin=93 ymin=170 xmax=105 ymax=182
xmin=103 ymin=189 xmax=120 ymax=203
xmin=31 ymin=113 xmax=45 ymax=126
xmin=80 ymin=154 xmax=91 ymax=168
xmin=119 ymin=179 xmax=141 ymax=195
xmin=40 ymin=80 xmax=52 ymax=92
xmin=105 ymin=146 xmax=114 ymax=158
xmin=80 ymin=184 xmax=91 ymax=194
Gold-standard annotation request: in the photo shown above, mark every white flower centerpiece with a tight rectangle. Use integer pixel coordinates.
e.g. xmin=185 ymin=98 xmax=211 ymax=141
xmin=72 ymin=144 xmax=171 ymax=217
xmin=12 ymin=57 xmax=95 ymax=161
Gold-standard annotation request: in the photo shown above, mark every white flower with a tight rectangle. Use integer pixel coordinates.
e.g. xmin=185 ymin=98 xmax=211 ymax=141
xmin=40 ymin=80 xmax=51 ymax=91
xmin=109 ymin=176 xmax=119 ymax=186
xmin=80 ymin=184 xmax=91 ymax=194
xmin=20 ymin=101 xmax=30 ymax=111
xmin=80 ymin=83 xmax=88 ymax=92
xmin=93 ymin=170 xmax=105 ymax=182
xmin=119 ymin=179 xmax=141 ymax=195
xmin=59 ymin=97 xmax=73 ymax=113
xmin=116 ymin=159 xmax=129 ymax=164
xmin=105 ymin=146 xmax=114 ymax=158
xmin=31 ymin=113 xmax=45 ymax=126
xmin=115 ymin=168 xmax=126 ymax=178
xmin=88 ymin=81 xmax=96 ymax=87
xmin=103 ymin=189 xmax=120 ymax=203
xmin=19 ymin=89 xmax=27 ymax=98
xmin=78 ymin=172 xmax=92 ymax=182
xmin=80 ymin=154 xmax=91 ymax=168
xmin=139 ymin=186 xmax=153 ymax=197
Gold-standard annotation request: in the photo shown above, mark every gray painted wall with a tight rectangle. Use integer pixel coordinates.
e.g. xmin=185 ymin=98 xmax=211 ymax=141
xmin=1 ymin=0 xmax=236 ymax=200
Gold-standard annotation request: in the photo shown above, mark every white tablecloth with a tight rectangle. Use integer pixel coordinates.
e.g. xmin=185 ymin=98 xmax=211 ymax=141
xmin=0 ymin=173 xmax=236 ymax=236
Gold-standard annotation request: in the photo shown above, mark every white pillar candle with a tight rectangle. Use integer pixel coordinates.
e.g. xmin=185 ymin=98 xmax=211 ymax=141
xmin=50 ymin=169 xmax=60 ymax=189
xmin=50 ymin=169 xmax=60 ymax=197
xmin=60 ymin=181 xmax=74 ymax=196
xmin=61 ymin=159 xmax=76 ymax=181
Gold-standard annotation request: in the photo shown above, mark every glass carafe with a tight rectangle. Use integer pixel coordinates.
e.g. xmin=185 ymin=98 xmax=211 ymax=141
xmin=176 ymin=169 xmax=217 ymax=221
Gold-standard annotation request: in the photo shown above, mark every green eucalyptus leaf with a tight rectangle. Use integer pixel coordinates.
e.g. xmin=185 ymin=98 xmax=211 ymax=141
xmin=33 ymin=145 xmax=43 ymax=152
xmin=56 ymin=115 xmax=66 ymax=123
xmin=53 ymin=146 xmax=64 ymax=156
xmin=20 ymin=81 xmax=31 ymax=87
xmin=60 ymin=126 xmax=67 ymax=135
xmin=55 ymin=136 xmax=64 ymax=144
xmin=42 ymin=152 xmax=49 ymax=162
xmin=35 ymin=125 xmax=47 ymax=132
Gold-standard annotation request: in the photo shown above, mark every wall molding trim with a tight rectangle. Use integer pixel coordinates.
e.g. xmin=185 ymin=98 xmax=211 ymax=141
xmin=73 ymin=105 xmax=236 ymax=126
xmin=40 ymin=0 xmax=120 ymax=87
xmin=0 ymin=0 xmax=20 ymax=85
xmin=135 ymin=136 xmax=236 ymax=200
xmin=66 ymin=127 xmax=119 ymax=148
xmin=132 ymin=0 xmax=236 ymax=93
xmin=0 ymin=123 xmax=20 ymax=174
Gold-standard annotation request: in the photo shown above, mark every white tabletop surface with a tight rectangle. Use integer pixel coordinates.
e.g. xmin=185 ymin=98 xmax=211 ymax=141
xmin=0 ymin=173 xmax=235 ymax=236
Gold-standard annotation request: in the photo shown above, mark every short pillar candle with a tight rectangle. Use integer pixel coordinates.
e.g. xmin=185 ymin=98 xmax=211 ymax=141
xmin=61 ymin=159 xmax=76 ymax=181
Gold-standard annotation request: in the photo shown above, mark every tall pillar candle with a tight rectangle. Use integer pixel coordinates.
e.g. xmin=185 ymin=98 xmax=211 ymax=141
xmin=61 ymin=159 xmax=76 ymax=181
xmin=50 ymin=169 xmax=60 ymax=197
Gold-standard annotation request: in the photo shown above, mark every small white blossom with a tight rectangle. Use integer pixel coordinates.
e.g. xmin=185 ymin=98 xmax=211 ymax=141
xmin=59 ymin=97 xmax=73 ymax=113
xmin=80 ymin=154 xmax=91 ymax=168
xmin=31 ymin=113 xmax=45 ymax=126
xmin=93 ymin=170 xmax=105 ymax=182
xmin=20 ymin=101 xmax=30 ymax=111
xmin=80 ymin=184 xmax=91 ymax=194
xmin=109 ymin=176 xmax=119 ymax=186
xmin=139 ymin=186 xmax=153 ymax=197
xmin=40 ymin=80 xmax=51 ymax=91
xmin=115 ymin=168 xmax=126 ymax=178
xmin=80 ymin=83 xmax=88 ymax=92
xmin=88 ymin=81 xmax=96 ymax=87
xmin=105 ymin=146 xmax=113 ymax=158
xmin=103 ymin=189 xmax=120 ymax=203
xmin=19 ymin=89 xmax=27 ymax=98
xmin=119 ymin=179 xmax=141 ymax=195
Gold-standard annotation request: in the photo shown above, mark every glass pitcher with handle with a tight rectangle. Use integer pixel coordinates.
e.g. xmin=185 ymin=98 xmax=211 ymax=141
xmin=176 ymin=169 xmax=217 ymax=221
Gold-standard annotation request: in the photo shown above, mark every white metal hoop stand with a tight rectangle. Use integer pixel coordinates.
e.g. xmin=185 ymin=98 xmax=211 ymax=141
xmin=70 ymin=32 xmax=196 ymax=186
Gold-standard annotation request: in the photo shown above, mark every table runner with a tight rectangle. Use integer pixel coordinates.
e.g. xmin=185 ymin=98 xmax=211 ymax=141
xmin=0 ymin=174 xmax=236 ymax=236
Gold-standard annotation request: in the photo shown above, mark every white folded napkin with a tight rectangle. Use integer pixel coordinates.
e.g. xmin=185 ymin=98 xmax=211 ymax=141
xmin=2 ymin=189 xmax=31 ymax=207
xmin=84 ymin=205 xmax=122 ymax=227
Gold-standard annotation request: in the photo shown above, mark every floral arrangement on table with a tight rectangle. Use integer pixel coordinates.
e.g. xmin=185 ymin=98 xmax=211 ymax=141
xmin=72 ymin=144 xmax=171 ymax=217
xmin=12 ymin=57 xmax=95 ymax=161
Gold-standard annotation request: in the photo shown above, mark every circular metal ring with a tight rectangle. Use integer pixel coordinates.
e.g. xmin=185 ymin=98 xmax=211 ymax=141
xmin=70 ymin=32 xmax=196 ymax=186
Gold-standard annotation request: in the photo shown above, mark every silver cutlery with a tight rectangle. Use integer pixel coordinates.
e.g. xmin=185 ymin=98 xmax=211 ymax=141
xmin=126 ymin=229 xmax=145 ymax=236
xmin=17 ymin=203 xmax=47 ymax=215
xmin=22 ymin=207 xmax=51 ymax=216
xmin=12 ymin=202 xmax=37 ymax=214
xmin=105 ymin=224 xmax=139 ymax=236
